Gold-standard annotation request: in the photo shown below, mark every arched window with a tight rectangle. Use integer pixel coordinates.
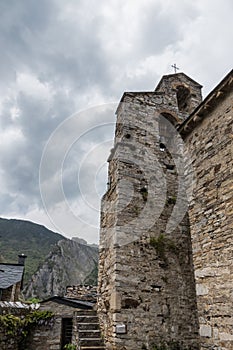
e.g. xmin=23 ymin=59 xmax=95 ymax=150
xmin=176 ymin=85 xmax=191 ymax=112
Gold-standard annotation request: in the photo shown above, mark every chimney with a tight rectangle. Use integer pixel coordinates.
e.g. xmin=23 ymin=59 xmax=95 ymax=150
xmin=18 ymin=254 xmax=27 ymax=266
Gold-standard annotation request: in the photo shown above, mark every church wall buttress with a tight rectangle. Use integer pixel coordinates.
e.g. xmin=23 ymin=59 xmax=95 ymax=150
xmin=184 ymin=92 xmax=233 ymax=350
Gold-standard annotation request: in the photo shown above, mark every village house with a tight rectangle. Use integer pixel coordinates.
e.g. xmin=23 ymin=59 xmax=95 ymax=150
xmin=0 ymin=254 xmax=27 ymax=302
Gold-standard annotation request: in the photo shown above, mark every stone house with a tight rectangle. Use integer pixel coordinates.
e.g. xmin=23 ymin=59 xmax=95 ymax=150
xmin=0 ymin=286 xmax=104 ymax=350
xmin=0 ymin=254 xmax=27 ymax=301
xmin=25 ymin=296 xmax=93 ymax=350
xmin=98 ymin=69 xmax=233 ymax=350
xmin=0 ymin=297 xmax=93 ymax=350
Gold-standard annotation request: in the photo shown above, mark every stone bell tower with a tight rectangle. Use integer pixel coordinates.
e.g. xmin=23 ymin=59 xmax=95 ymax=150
xmin=98 ymin=73 xmax=202 ymax=350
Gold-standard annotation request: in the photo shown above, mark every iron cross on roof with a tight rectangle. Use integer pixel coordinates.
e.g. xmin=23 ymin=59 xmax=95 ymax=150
xmin=171 ymin=63 xmax=180 ymax=73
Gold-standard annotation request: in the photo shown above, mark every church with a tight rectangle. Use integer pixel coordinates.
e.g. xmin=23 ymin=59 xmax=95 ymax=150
xmin=97 ymin=69 xmax=233 ymax=350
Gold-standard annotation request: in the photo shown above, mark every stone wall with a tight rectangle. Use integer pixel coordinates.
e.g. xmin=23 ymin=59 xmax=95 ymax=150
xmin=98 ymin=73 xmax=203 ymax=350
xmin=66 ymin=285 xmax=97 ymax=302
xmin=184 ymin=88 xmax=233 ymax=350
xmin=0 ymin=329 xmax=19 ymax=350
xmin=0 ymin=307 xmax=39 ymax=350
xmin=24 ymin=316 xmax=62 ymax=350
xmin=1 ymin=282 xmax=23 ymax=302
xmin=1 ymin=286 xmax=12 ymax=301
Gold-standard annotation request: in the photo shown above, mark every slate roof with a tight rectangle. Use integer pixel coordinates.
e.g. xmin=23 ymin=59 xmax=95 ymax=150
xmin=0 ymin=301 xmax=40 ymax=310
xmin=155 ymin=72 xmax=203 ymax=91
xmin=179 ymin=69 xmax=233 ymax=136
xmin=0 ymin=263 xmax=24 ymax=289
xmin=41 ymin=296 xmax=94 ymax=309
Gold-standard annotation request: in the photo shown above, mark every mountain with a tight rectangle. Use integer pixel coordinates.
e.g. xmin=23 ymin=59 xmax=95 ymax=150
xmin=72 ymin=236 xmax=99 ymax=249
xmin=23 ymin=239 xmax=99 ymax=299
xmin=0 ymin=217 xmax=66 ymax=283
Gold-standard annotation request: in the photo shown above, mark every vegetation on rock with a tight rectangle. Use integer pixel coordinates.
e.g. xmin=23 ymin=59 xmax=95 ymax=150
xmin=149 ymin=234 xmax=178 ymax=263
xmin=23 ymin=239 xmax=99 ymax=299
xmin=63 ymin=344 xmax=76 ymax=350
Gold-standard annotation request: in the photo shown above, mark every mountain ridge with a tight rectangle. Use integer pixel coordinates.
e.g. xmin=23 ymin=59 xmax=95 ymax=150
xmin=0 ymin=217 xmax=67 ymax=282
xmin=0 ymin=217 xmax=99 ymax=293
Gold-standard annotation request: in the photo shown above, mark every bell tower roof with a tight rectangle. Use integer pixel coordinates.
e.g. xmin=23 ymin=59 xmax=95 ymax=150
xmin=155 ymin=72 xmax=202 ymax=92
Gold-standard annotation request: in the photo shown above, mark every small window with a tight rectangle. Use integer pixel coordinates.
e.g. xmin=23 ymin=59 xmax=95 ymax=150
xmin=165 ymin=164 xmax=175 ymax=171
xmin=160 ymin=142 xmax=166 ymax=152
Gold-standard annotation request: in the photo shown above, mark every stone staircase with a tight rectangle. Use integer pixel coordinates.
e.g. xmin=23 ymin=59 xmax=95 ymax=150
xmin=76 ymin=310 xmax=105 ymax=350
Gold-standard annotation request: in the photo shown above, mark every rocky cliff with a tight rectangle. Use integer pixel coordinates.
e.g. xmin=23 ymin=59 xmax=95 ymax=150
xmin=23 ymin=239 xmax=98 ymax=300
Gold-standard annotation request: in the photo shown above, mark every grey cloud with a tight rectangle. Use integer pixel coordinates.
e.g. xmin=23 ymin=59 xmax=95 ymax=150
xmin=0 ymin=0 xmax=232 ymax=240
xmin=16 ymin=91 xmax=75 ymax=141
xmin=0 ymin=90 xmax=77 ymax=209
xmin=0 ymin=1 xmax=56 ymax=81
xmin=0 ymin=0 xmax=110 ymax=96
xmin=46 ymin=120 xmax=114 ymax=205
xmin=0 ymin=97 xmax=16 ymax=129
xmin=138 ymin=5 xmax=181 ymax=55
xmin=1 ymin=136 xmax=38 ymax=197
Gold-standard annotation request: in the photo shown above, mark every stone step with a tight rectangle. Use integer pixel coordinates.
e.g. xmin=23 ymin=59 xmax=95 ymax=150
xmin=76 ymin=310 xmax=97 ymax=316
xmin=78 ymin=330 xmax=101 ymax=339
xmin=80 ymin=347 xmax=105 ymax=350
xmin=79 ymin=338 xmax=105 ymax=347
xmin=76 ymin=315 xmax=99 ymax=323
xmin=78 ymin=322 xmax=100 ymax=330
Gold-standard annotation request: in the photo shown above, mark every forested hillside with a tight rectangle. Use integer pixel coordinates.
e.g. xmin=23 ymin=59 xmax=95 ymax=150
xmin=0 ymin=218 xmax=66 ymax=282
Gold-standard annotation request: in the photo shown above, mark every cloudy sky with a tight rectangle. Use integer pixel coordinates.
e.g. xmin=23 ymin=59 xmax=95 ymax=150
xmin=0 ymin=0 xmax=232 ymax=243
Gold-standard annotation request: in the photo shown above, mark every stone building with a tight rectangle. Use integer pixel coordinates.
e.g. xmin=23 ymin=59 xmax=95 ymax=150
xmin=98 ymin=70 xmax=233 ymax=350
xmin=0 ymin=297 xmax=95 ymax=350
xmin=179 ymin=70 xmax=233 ymax=350
xmin=27 ymin=296 xmax=94 ymax=350
xmin=0 ymin=254 xmax=27 ymax=302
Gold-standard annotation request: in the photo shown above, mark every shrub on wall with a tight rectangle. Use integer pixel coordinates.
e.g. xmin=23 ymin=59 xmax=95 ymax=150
xmin=0 ymin=310 xmax=54 ymax=348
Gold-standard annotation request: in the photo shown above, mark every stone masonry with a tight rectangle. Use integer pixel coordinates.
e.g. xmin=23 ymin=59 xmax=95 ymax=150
xmin=98 ymin=70 xmax=233 ymax=350
xmin=180 ymin=71 xmax=233 ymax=350
xmin=98 ymin=73 xmax=203 ymax=350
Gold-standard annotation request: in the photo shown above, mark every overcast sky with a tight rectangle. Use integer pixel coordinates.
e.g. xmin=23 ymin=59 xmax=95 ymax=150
xmin=0 ymin=0 xmax=232 ymax=243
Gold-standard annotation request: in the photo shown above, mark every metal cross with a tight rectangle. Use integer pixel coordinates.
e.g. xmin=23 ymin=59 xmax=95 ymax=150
xmin=171 ymin=63 xmax=180 ymax=74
